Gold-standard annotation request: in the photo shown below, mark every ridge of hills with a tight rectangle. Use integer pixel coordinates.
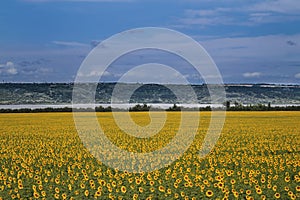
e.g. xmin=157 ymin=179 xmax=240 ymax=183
xmin=1 ymin=83 xmax=299 ymax=105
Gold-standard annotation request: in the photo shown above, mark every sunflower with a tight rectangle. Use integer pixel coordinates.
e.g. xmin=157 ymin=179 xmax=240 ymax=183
xmin=205 ymin=190 xmax=213 ymax=198
xmin=41 ymin=191 xmax=46 ymax=197
xmin=165 ymin=169 xmax=171 ymax=175
xmin=68 ymin=184 xmax=72 ymax=191
xmin=180 ymin=191 xmax=185 ymax=197
xmin=217 ymin=182 xmax=224 ymax=188
xmin=285 ymin=176 xmax=290 ymax=182
xmin=111 ymin=181 xmax=116 ymax=187
xmin=54 ymin=194 xmax=59 ymax=199
xmin=201 ymin=185 xmax=205 ymax=191
xmin=139 ymin=187 xmax=144 ymax=193
xmin=174 ymin=193 xmax=179 ymax=199
xmin=38 ymin=185 xmax=43 ymax=191
xmin=84 ymin=190 xmax=89 ymax=197
xmin=246 ymin=190 xmax=251 ymax=195
xmin=33 ymin=192 xmax=40 ymax=199
xmin=256 ymin=188 xmax=262 ymax=194
xmin=284 ymin=186 xmax=289 ymax=191
xmin=174 ymin=182 xmax=178 ymax=188
xmin=121 ymin=186 xmax=126 ymax=193
xmin=94 ymin=191 xmax=101 ymax=197
xmin=150 ymin=181 xmax=154 ymax=186
xmin=62 ymin=193 xmax=67 ymax=199
xmin=135 ymin=178 xmax=141 ymax=185
xmin=80 ymin=183 xmax=85 ymax=189
xmin=158 ymin=186 xmax=165 ymax=192
xmin=99 ymin=179 xmax=106 ymax=185
xmin=128 ymin=178 xmax=134 ymax=183
xmin=233 ymin=191 xmax=239 ymax=198
xmin=274 ymin=193 xmax=280 ymax=199
xmin=215 ymin=176 xmax=221 ymax=181
xmin=32 ymin=185 xmax=37 ymax=191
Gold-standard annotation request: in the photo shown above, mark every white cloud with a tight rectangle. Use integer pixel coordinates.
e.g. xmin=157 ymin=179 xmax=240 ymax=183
xmin=248 ymin=12 xmax=273 ymax=23
xmin=179 ymin=16 xmax=234 ymax=26
xmin=179 ymin=1 xmax=300 ymax=27
xmin=251 ymin=0 xmax=300 ymax=14
xmin=6 ymin=61 xmax=14 ymax=67
xmin=0 ymin=61 xmax=15 ymax=68
xmin=180 ymin=8 xmax=236 ymax=26
xmin=78 ymin=70 xmax=111 ymax=78
xmin=243 ymin=72 xmax=261 ymax=78
xmin=117 ymin=63 xmax=189 ymax=84
xmin=0 ymin=61 xmax=18 ymax=75
xmin=6 ymin=67 xmax=18 ymax=75
xmin=295 ymin=73 xmax=300 ymax=79
xmin=184 ymin=8 xmax=230 ymax=17
xmin=0 ymin=63 xmax=7 ymax=68
xmin=52 ymin=41 xmax=89 ymax=48
xmin=201 ymin=34 xmax=300 ymax=62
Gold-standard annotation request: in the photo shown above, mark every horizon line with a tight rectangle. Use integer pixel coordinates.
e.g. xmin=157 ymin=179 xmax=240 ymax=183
xmin=0 ymin=81 xmax=300 ymax=86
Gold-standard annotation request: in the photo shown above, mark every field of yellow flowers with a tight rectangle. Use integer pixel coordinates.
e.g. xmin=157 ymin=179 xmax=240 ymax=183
xmin=0 ymin=111 xmax=299 ymax=199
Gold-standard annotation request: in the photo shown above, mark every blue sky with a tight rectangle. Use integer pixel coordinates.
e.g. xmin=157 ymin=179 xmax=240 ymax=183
xmin=0 ymin=0 xmax=300 ymax=84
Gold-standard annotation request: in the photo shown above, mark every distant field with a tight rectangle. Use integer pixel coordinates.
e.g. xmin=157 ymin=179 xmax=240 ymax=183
xmin=0 ymin=112 xmax=299 ymax=199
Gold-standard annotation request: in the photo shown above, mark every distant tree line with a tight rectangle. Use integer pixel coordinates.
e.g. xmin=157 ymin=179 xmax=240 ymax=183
xmin=129 ymin=104 xmax=151 ymax=112
xmin=0 ymin=103 xmax=300 ymax=113
xmin=223 ymin=101 xmax=300 ymax=111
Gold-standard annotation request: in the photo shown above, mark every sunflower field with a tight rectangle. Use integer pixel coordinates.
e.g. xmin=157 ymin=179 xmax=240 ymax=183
xmin=0 ymin=111 xmax=299 ymax=199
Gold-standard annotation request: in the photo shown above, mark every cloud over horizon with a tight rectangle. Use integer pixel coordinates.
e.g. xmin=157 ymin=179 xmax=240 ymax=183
xmin=0 ymin=62 xmax=18 ymax=76
xmin=52 ymin=41 xmax=90 ymax=48
xmin=243 ymin=72 xmax=261 ymax=78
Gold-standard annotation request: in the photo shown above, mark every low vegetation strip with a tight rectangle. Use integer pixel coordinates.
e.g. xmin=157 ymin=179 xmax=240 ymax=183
xmin=0 ymin=104 xmax=300 ymax=113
